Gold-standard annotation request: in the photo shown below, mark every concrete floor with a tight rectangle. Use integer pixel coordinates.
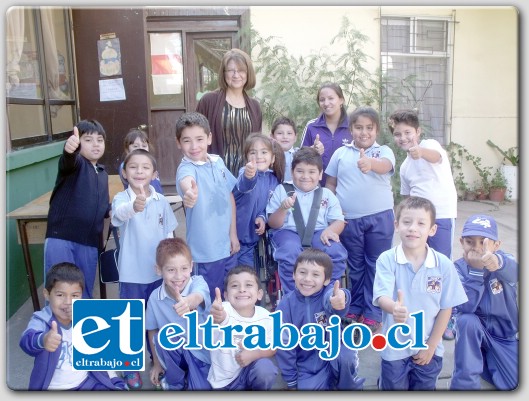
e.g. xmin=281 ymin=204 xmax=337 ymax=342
xmin=6 ymin=200 xmax=517 ymax=391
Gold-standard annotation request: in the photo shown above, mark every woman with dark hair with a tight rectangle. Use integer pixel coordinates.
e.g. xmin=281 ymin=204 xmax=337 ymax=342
xmin=196 ymin=48 xmax=262 ymax=175
xmin=300 ymin=82 xmax=353 ymax=186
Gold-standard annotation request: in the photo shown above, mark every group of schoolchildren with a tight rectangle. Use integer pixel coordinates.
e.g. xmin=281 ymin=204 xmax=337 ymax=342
xmin=20 ymin=83 xmax=518 ymax=392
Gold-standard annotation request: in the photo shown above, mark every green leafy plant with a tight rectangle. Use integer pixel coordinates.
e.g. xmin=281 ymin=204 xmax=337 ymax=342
xmin=447 ymin=142 xmax=493 ymax=192
xmin=252 ymin=17 xmax=380 ymax=136
xmin=486 ymin=140 xmax=518 ymax=166
xmin=490 ymin=167 xmax=508 ymax=189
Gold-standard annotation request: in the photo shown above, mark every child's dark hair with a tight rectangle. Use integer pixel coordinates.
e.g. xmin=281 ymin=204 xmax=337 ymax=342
xmin=294 ymin=248 xmax=333 ymax=280
xmin=395 ymin=196 xmax=436 ymax=227
xmin=291 ymin=146 xmax=323 ymax=172
xmin=271 ymin=116 xmax=297 ymax=135
xmin=223 ymin=265 xmax=262 ymax=291
xmin=243 ymin=133 xmax=285 ymax=182
xmin=123 ymin=149 xmax=158 ymax=171
xmin=76 ymin=119 xmax=106 ymax=140
xmin=45 ymin=262 xmax=85 ymax=292
xmin=348 ymin=107 xmax=380 ymax=132
xmin=175 ymin=111 xmax=210 ymax=140
xmin=123 ymin=126 xmax=153 ymax=155
xmin=387 ymin=109 xmax=420 ymax=134
xmin=317 ymin=82 xmax=347 ymax=126
xmin=156 ymin=237 xmax=192 ymax=267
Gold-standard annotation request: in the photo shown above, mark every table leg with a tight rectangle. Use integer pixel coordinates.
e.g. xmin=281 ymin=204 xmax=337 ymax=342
xmin=17 ymin=220 xmax=40 ymax=311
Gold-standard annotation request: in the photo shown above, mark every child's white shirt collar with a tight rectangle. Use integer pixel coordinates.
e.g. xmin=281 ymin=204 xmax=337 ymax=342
xmin=395 ymin=243 xmax=438 ymax=269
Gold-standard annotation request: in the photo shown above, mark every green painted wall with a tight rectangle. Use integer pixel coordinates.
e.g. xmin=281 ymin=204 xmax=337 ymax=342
xmin=6 ymin=142 xmax=64 ymax=318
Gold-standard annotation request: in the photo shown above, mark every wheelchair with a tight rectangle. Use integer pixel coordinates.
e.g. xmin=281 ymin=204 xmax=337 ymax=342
xmin=254 ymin=230 xmax=282 ymax=311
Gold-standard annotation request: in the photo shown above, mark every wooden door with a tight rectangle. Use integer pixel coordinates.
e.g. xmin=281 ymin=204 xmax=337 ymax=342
xmin=145 ymin=11 xmax=245 ymax=191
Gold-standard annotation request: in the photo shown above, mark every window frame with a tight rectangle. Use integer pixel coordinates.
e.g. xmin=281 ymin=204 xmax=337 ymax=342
xmin=380 ymin=14 xmax=454 ymax=145
xmin=6 ymin=7 xmax=78 ymax=151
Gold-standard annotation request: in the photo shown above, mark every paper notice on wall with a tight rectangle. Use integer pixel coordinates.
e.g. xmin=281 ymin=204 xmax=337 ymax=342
xmin=99 ymin=78 xmax=126 ymax=102
xmin=150 ymin=33 xmax=183 ymax=95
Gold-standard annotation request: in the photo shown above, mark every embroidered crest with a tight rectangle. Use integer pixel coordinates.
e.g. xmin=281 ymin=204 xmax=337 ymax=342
xmin=370 ymin=149 xmax=381 ymax=159
xmin=489 ymin=278 xmax=503 ymax=295
xmin=426 ymin=276 xmax=442 ymax=293
xmin=314 ymin=311 xmax=328 ymax=327
xmin=320 ymin=198 xmax=329 ymax=208
xmin=158 ymin=214 xmax=164 ymax=227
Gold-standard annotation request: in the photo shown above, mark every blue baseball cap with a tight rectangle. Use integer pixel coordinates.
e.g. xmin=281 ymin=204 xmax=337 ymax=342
xmin=462 ymin=214 xmax=498 ymax=241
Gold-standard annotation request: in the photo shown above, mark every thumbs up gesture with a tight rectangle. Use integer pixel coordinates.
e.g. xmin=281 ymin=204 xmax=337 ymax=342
xmin=357 ymin=148 xmax=372 ymax=174
xmin=183 ymin=180 xmax=199 ymax=208
xmin=64 ymin=126 xmax=81 ymax=154
xmin=407 ymin=136 xmax=422 ymax=160
xmin=281 ymin=191 xmax=296 ymax=211
xmin=43 ymin=321 xmax=62 ymax=352
xmin=210 ymin=287 xmax=226 ymax=324
xmin=313 ymin=134 xmax=324 ymax=155
xmin=172 ymin=284 xmax=191 ymax=317
xmin=244 ymin=156 xmax=257 ymax=179
xmin=133 ymin=184 xmax=147 ymax=213
xmin=330 ymin=280 xmax=346 ymax=310
xmin=481 ymin=238 xmax=500 ymax=272
xmin=393 ymin=289 xmax=409 ymax=323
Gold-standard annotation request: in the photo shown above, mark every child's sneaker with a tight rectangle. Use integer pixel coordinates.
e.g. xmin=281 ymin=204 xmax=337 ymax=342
xmin=124 ymin=372 xmax=143 ymax=390
xmin=442 ymin=316 xmax=456 ymax=341
xmin=362 ymin=317 xmax=382 ymax=334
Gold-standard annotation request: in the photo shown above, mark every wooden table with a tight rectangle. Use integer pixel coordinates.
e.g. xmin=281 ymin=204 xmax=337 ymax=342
xmin=7 ymin=175 xmax=123 ymax=311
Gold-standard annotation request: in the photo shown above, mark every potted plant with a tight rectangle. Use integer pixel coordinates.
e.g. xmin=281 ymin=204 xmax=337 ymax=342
xmin=488 ymin=167 xmax=508 ymax=202
xmin=487 ymin=140 xmax=518 ymax=199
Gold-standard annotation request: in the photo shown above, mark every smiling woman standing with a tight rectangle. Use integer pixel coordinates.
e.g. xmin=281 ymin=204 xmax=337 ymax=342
xmin=300 ymin=82 xmax=353 ymax=186
xmin=196 ymin=48 xmax=262 ymax=175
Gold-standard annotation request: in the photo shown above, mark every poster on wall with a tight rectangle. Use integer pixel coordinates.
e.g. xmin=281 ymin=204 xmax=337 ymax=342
xmin=98 ymin=37 xmax=122 ymax=77
xmin=150 ymin=32 xmax=183 ymax=95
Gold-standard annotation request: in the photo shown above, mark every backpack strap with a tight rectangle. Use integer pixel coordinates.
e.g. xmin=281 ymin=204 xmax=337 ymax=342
xmin=282 ymin=183 xmax=323 ymax=248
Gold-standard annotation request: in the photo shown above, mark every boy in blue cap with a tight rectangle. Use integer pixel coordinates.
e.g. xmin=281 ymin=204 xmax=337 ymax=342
xmin=450 ymin=214 xmax=518 ymax=390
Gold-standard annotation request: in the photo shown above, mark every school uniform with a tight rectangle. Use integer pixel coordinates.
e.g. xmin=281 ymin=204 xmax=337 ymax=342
xmin=450 ymin=251 xmax=518 ymax=390
xmin=146 ymin=276 xmax=211 ymax=390
xmin=326 ymin=141 xmax=395 ymax=322
xmin=266 ymin=184 xmax=347 ymax=294
xmin=19 ymin=306 xmax=126 ymax=390
xmin=45 ymin=151 xmax=109 ymax=299
xmin=400 ymin=139 xmax=457 ymax=258
xmin=176 ymin=155 xmax=238 ymax=301
xmin=373 ymin=244 xmax=468 ymax=390
xmin=283 ymin=147 xmax=299 ymax=183
xmin=233 ymin=168 xmax=279 ymax=268
xmin=275 ymin=285 xmax=364 ymax=390
xmin=208 ymin=303 xmax=277 ymax=390
xmin=111 ymin=185 xmax=177 ymax=299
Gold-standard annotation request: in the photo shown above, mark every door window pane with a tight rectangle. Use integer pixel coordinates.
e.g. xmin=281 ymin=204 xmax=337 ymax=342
xmin=193 ymin=38 xmax=231 ymax=101
xmin=149 ymin=32 xmax=185 ymax=108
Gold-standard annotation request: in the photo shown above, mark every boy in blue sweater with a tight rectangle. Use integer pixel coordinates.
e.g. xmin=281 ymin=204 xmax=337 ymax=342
xmin=450 ymin=214 xmax=518 ymax=390
xmin=19 ymin=262 xmax=126 ymax=390
xmin=44 ymin=120 xmax=109 ymax=299
xmin=275 ymin=248 xmax=364 ymax=390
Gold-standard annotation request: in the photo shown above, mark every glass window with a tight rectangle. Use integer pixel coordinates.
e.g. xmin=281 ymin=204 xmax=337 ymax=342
xmin=6 ymin=7 xmax=76 ymax=150
xmin=148 ymin=32 xmax=185 ymax=109
xmin=381 ymin=16 xmax=451 ymax=144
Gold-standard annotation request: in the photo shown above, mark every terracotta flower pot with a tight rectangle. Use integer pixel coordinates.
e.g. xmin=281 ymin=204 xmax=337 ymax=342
xmin=489 ymin=187 xmax=506 ymax=202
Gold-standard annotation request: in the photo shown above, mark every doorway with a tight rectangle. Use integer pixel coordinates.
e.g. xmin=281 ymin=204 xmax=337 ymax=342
xmin=145 ymin=10 xmax=247 ymax=190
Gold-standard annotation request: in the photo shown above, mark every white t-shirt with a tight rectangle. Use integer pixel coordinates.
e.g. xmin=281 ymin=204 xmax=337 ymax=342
xmin=207 ymin=303 xmax=274 ymax=389
xmin=48 ymin=325 xmax=88 ymax=390
xmin=399 ymin=139 xmax=457 ymax=219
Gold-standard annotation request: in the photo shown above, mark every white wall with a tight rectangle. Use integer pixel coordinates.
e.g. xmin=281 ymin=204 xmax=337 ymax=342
xmin=251 ymin=6 xmax=519 ymax=188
